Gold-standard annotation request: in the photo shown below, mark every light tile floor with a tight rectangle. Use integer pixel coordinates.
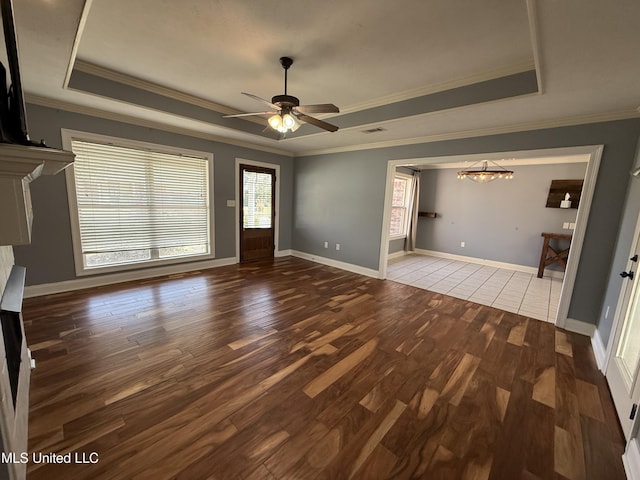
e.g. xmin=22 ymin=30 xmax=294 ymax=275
xmin=387 ymin=254 xmax=563 ymax=323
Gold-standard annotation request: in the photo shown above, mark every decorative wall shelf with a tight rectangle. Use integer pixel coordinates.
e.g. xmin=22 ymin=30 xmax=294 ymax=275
xmin=545 ymin=179 xmax=583 ymax=209
xmin=418 ymin=211 xmax=438 ymax=218
xmin=0 ymin=143 xmax=74 ymax=246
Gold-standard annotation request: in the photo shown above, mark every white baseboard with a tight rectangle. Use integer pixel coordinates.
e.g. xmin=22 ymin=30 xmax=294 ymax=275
xmin=291 ymin=250 xmax=381 ymax=279
xmin=388 ymin=250 xmax=408 ymax=260
xmin=591 ymin=327 xmax=608 ymax=372
xmin=563 ymin=317 xmax=596 ymax=337
xmin=275 ymin=249 xmax=293 ymax=257
xmin=24 ymin=257 xmax=237 ymax=298
xmin=624 ymin=438 xmax=640 ymax=480
xmin=413 ymin=248 xmax=565 ymax=280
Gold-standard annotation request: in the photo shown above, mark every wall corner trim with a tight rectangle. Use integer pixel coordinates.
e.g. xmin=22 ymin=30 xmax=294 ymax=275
xmin=23 ymin=257 xmax=237 ymax=298
xmin=623 ymin=438 xmax=640 ymax=480
xmin=290 ymin=251 xmax=381 ymax=279
xmin=564 ymin=317 xmax=597 ymax=337
xmin=591 ymin=328 xmax=607 ymax=372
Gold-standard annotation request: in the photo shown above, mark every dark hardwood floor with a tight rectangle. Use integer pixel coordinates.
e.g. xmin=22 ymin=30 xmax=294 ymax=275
xmin=22 ymin=257 xmax=625 ymax=479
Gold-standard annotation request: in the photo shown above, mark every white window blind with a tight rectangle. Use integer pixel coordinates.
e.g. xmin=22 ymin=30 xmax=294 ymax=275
xmin=70 ymin=140 xmax=210 ymax=269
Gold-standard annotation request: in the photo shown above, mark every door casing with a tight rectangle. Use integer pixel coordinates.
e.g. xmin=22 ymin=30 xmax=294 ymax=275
xmin=235 ymin=158 xmax=280 ymax=262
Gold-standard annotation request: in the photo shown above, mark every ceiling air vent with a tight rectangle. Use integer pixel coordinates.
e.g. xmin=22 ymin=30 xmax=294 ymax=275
xmin=361 ymin=127 xmax=386 ymax=134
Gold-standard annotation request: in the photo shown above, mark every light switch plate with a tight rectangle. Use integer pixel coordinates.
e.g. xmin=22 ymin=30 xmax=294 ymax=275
xmin=226 ymin=200 xmax=236 ymax=207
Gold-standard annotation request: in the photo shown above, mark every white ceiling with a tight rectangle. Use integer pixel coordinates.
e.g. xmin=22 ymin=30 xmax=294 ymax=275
xmin=9 ymin=0 xmax=640 ymax=156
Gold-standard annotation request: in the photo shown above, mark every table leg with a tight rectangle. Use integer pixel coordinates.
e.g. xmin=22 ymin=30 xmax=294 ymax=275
xmin=538 ymin=235 xmax=551 ymax=278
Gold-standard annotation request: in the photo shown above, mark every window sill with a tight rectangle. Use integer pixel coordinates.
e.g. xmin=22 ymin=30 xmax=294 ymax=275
xmin=388 ymin=235 xmax=407 ymax=241
xmin=74 ymin=252 xmax=215 ymax=277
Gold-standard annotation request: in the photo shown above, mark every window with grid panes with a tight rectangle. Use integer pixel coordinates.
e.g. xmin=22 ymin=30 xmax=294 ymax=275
xmin=389 ymin=173 xmax=413 ymax=237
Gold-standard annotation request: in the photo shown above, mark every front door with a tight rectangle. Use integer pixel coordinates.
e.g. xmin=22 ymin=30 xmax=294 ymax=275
xmin=239 ymin=164 xmax=276 ymax=262
xmin=606 ymin=214 xmax=640 ymax=439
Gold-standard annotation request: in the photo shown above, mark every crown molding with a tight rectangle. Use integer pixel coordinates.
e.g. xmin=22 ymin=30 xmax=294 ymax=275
xmin=279 ymin=90 xmax=542 ymax=147
xmin=417 ymin=155 xmax=589 ymax=170
xmin=63 ymin=0 xmax=93 ymax=89
xmin=526 ymin=0 xmax=544 ymax=94
xmin=25 ymin=94 xmax=294 ymax=157
xmin=74 ymin=59 xmax=537 ymax=126
xmin=73 ymin=60 xmax=264 ymax=125
xmin=24 ymin=94 xmax=639 ymax=160
xmin=299 ymin=109 xmax=640 ymax=157
xmin=338 ymin=61 xmax=536 ymax=115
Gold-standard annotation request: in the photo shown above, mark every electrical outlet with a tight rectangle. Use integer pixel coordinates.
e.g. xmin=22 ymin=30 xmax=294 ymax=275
xmin=569 ymin=223 xmax=576 ymax=229
xmin=563 ymin=222 xmax=570 ymax=229
xmin=323 ymin=241 xmax=328 ymax=248
xmin=336 ymin=243 xmax=341 ymax=250
xmin=460 ymin=241 xmax=465 ymax=248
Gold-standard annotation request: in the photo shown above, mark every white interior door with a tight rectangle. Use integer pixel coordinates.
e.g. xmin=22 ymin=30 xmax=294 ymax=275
xmin=606 ymin=215 xmax=640 ymax=440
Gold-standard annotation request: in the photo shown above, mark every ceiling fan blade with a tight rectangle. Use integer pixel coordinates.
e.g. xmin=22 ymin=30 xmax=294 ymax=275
xmin=296 ymin=113 xmax=339 ymax=132
xmin=242 ymin=92 xmax=280 ymax=110
xmin=223 ymin=111 xmax=277 ymax=118
xmin=294 ymin=104 xmax=340 ymax=114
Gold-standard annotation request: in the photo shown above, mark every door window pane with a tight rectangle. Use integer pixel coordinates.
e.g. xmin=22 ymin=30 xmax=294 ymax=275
xmin=243 ymin=170 xmax=273 ymax=228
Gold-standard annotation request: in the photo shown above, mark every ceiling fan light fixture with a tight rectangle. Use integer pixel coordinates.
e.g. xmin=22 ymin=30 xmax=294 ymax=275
xmin=225 ymin=57 xmax=340 ymax=135
xmin=268 ymin=112 xmax=300 ymax=133
xmin=268 ymin=114 xmax=283 ymax=130
xmin=282 ymin=113 xmax=296 ymax=129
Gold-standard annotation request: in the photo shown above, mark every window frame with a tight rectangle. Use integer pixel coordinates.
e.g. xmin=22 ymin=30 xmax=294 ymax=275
xmin=389 ymin=172 xmax=414 ymax=240
xmin=62 ymin=129 xmax=215 ymax=276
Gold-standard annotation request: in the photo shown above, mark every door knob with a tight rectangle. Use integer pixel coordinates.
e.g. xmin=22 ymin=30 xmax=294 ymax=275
xmin=620 ymin=270 xmax=634 ymax=280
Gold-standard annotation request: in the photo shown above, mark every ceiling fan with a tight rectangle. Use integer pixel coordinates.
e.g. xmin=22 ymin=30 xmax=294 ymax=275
xmin=223 ymin=56 xmax=340 ymax=136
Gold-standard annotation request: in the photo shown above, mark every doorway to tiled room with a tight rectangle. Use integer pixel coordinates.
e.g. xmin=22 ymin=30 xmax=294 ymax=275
xmin=380 ymin=146 xmax=604 ymax=327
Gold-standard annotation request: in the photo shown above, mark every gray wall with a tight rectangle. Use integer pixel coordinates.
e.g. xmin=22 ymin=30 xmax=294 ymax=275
xmin=416 ymin=163 xmax=587 ymax=268
xmin=388 ymin=238 xmax=405 ymax=255
xmin=293 ymin=153 xmax=387 ymax=268
xmin=13 ymin=104 xmax=294 ymax=286
xmin=14 ymin=102 xmax=640 ymax=345
xmin=293 ymin=118 xmax=640 ymax=334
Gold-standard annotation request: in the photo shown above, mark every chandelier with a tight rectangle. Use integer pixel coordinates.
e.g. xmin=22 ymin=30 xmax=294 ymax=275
xmin=457 ymin=160 xmax=514 ymax=183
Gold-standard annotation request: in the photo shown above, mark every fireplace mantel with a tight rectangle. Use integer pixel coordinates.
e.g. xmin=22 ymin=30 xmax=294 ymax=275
xmin=0 ymin=143 xmax=74 ymax=246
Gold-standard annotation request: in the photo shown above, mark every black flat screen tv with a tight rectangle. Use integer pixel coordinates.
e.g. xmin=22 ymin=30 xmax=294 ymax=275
xmin=0 ymin=0 xmax=35 ymax=146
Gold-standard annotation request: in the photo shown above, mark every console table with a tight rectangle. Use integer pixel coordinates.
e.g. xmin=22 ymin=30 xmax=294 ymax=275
xmin=538 ymin=232 xmax=572 ymax=278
